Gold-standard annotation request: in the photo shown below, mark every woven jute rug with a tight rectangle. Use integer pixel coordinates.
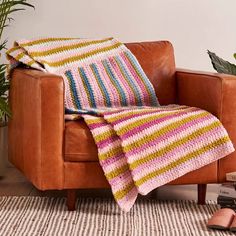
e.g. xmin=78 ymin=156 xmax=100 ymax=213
xmin=0 ymin=197 xmax=234 ymax=236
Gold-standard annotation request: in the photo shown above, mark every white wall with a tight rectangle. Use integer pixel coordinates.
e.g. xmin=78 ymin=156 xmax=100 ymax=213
xmin=5 ymin=0 xmax=236 ymax=71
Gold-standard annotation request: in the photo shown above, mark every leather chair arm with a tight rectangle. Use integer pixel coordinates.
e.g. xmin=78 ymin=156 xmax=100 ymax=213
xmin=8 ymin=68 xmax=65 ymax=190
xmin=176 ymin=69 xmax=236 ymax=182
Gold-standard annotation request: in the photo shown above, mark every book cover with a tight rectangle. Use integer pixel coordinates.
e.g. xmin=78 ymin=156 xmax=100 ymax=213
xmin=218 ymin=196 xmax=236 ymax=205
xmin=226 ymin=172 xmax=236 ymax=182
xmin=220 ymin=205 xmax=236 ymax=210
xmin=222 ymin=182 xmax=236 ymax=188
xmin=218 ymin=185 xmax=236 ymax=198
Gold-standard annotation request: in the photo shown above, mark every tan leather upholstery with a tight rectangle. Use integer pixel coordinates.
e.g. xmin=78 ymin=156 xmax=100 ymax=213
xmin=177 ymin=69 xmax=236 ymax=182
xmin=65 ymin=121 xmax=97 ymax=162
xmin=64 ymin=162 xmax=109 ymax=189
xmin=9 ymin=69 xmax=65 ymax=190
xmin=126 ymin=41 xmax=176 ymax=105
xmin=8 ymin=41 xmax=236 ymax=192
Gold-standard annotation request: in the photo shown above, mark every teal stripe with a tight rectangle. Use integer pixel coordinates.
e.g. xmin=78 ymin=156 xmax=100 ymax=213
xmin=79 ymin=67 xmax=97 ymax=108
xmin=90 ymin=63 xmax=112 ymax=107
xmin=65 ymin=70 xmax=82 ymax=109
xmin=114 ymin=56 xmax=143 ymax=106
xmin=102 ymin=60 xmax=127 ymax=106
xmin=124 ymin=51 xmax=159 ymax=106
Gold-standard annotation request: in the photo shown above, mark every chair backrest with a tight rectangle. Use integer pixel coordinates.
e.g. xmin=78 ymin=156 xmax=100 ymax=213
xmin=126 ymin=41 xmax=176 ymax=105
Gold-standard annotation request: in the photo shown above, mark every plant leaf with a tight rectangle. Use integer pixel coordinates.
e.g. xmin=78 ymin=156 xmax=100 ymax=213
xmin=0 ymin=40 xmax=7 ymax=51
xmin=0 ymin=0 xmax=34 ymax=39
xmin=207 ymin=50 xmax=236 ymax=75
xmin=7 ymin=8 xmax=25 ymax=14
xmin=0 ymin=96 xmax=11 ymax=119
xmin=234 ymin=53 xmax=236 ymax=60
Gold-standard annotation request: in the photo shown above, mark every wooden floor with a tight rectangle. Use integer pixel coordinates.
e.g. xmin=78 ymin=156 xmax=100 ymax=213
xmin=0 ymin=167 xmax=117 ymax=198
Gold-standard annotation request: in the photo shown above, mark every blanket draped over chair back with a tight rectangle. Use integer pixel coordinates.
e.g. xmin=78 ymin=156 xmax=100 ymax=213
xmin=7 ymin=38 xmax=235 ymax=211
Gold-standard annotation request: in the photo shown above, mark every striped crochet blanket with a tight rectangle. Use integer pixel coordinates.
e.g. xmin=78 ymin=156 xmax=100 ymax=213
xmin=7 ymin=38 xmax=235 ymax=212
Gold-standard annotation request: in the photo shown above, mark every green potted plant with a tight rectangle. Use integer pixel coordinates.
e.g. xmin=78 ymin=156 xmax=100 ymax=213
xmin=208 ymin=50 xmax=236 ymax=76
xmin=0 ymin=0 xmax=34 ymax=175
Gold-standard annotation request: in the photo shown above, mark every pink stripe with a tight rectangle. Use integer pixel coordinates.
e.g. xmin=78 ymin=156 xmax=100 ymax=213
xmin=87 ymin=122 xmax=107 ymax=130
xmin=84 ymin=64 xmax=106 ymax=107
xmin=99 ymin=150 xmax=127 ymax=170
xmin=115 ymin=107 xmax=201 ymax=140
xmin=115 ymin=186 xmax=138 ymax=212
xmin=120 ymin=52 xmax=150 ymax=105
xmin=70 ymin=68 xmax=91 ymax=108
xmin=125 ymin=113 xmax=212 ymax=156
xmin=108 ymin=57 xmax=136 ymax=105
xmin=96 ymin=134 xmax=120 ymax=149
xmin=86 ymin=120 xmax=119 ymax=149
xmin=97 ymin=61 xmax=121 ymax=107
xmin=107 ymin=169 xmax=133 ymax=186
xmin=105 ymin=106 xmax=192 ymax=126
xmin=131 ymin=125 xmax=223 ymax=178
xmin=99 ymin=152 xmax=124 ymax=165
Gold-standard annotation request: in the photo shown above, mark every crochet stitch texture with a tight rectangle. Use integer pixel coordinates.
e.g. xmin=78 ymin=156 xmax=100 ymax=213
xmin=7 ymin=38 xmax=235 ymax=211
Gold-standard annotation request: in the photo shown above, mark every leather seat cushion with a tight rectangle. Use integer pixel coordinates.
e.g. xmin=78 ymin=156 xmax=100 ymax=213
xmin=65 ymin=120 xmax=98 ymax=162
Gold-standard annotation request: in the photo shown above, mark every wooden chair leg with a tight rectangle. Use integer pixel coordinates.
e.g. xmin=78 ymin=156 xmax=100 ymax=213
xmin=197 ymin=184 xmax=207 ymax=205
xmin=149 ymin=189 xmax=156 ymax=199
xmin=67 ymin=189 xmax=77 ymax=211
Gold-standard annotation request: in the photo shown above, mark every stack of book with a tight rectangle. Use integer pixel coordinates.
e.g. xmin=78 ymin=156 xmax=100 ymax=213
xmin=218 ymin=172 xmax=236 ymax=209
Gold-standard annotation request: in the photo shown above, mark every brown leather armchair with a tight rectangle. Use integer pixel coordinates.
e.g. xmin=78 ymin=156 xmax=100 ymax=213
xmin=8 ymin=41 xmax=236 ymax=210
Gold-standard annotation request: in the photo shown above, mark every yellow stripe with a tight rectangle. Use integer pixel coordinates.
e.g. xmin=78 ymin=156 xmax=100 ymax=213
xmin=117 ymin=107 xmax=198 ymax=136
xmin=114 ymin=182 xmax=135 ymax=200
xmin=15 ymin=52 xmax=26 ymax=61
xmin=28 ymin=60 xmax=36 ymax=66
xmin=105 ymin=164 xmax=129 ymax=180
xmin=99 ymin=145 xmax=122 ymax=161
xmin=29 ymin=38 xmax=113 ymax=57
xmin=39 ymin=42 xmax=123 ymax=67
xmin=102 ymin=59 xmax=125 ymax=104
xmin=123 ymin=111 xmax=209 ymax=153
xmin=78 ymin=69 xmax=93 ymax=107
xmin=93 ymin=129 xmax=116 ymax=143
xmin=135 ymin=136 xmax=230 ymax=186
xmin=94 ymin=129 xmax=114 ymax=142
xmin=6 ymin=46 xmax=20 ymax=55
xmin=90 ymin=65 xmax=108 ymax=106
xmin=129 ymin=121 xmax=221 ymax=170
xmin=64 ymin=75 xmax=78 ymax=109
xmin=84 ymin=117 xmax=104 ymax=124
